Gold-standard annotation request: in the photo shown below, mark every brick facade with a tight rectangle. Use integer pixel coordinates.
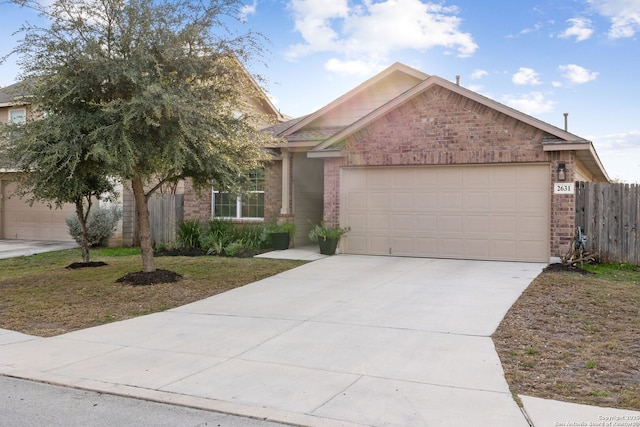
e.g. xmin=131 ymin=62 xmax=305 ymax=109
xmin=183 ymin=178 xmax=212 ymax=222
xmin=321 ymin=85 xmax=576 ymax=259
xmin=264 ymin=160 xmax=283 ymax=222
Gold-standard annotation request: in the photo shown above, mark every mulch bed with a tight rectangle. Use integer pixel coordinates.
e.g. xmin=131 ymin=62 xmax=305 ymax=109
xmin=116 ymin=269 xmax=183 ymax=286
xmin=543 ymin=262 xmax=594 ymax=275
xmin=66 ymin=261 xmax=108 ymax=269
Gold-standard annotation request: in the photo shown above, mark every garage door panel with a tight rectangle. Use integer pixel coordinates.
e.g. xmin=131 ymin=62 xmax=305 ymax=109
xmin=518 ymin=191 xmax=548 ymax=210
xmin=416 ymin=215 xmax=437 ymax=233
xmin=517 ymin=216 xmax=548 ymax=235
xmin=369 ymin=171 xmax=392 ymax=188
xmin=345 ymin=235 xmax=368 ymax=253
xmin=439 ymin=192 xmax=463 ymax=210
xmin=463 ymin=216 xmax=490 ymax=234
xmin=390 ymin=236 xmax=415 ymax=255
xmin=392 ymin=193 xmax=414 ymax=211
xmin=438 ymin=215 xmax=463 ymax=233
xmin=392 ymin=169 xmax=415 ymax=187
xmin=518 ymin=240 xmax=548 ymax=262
xmin=466 ymin=239 xmax=490 ymax=258
xmin=438 ymin=238 xmax=464 ymax=257
xmin=368 ymin=214 xmax=390 ymax=232
xmin=437 ymin=168 xmax=464 ymax=186
xmin=490 ymin=240 xmax=518 ymax=260
xmin=416 ymin=238 xmax=438 ymax=256
xmin=415 ymin=193 xmax=437 ymax=210
xmin=341 ymin=165 xmax=549 ymax=262
xmin=345 ymin=191 xmax=367 ymax=210
xmin=390 ymin=215 xmax=414 ymax=233
xmin=491 ymin=192 xmax=519 ymax=211
xmin=368 ymin=192 xmax=390 ymax=210
xmin=368 ymin=236 xmax=391 ymax=254
xmin=346 ymin=213 xmax=368 ymax=233
xmin=464 ymin=168 xmax=490 ymax=187
xmin=465 ymin=192 xmax=490 ymax=211
xmin=490 ymin=216 xmax=517 ymax=234
xmin=2 ymin=182 xmax=75 ymax=241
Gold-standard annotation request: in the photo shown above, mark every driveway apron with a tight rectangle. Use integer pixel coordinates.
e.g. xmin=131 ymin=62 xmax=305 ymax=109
xmin=0 ymin=255 xmax=545 ymax=426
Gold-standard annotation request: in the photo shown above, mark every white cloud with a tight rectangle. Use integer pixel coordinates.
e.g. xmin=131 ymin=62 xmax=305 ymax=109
xmin=558 ymin=64 xmax=598 ymax=84
xmin=590 ymin=129 xmax=640 ymax=183
xmin=560 ymin=17 xmax=594 ymax=41
xmin=587 ymin=0 xmax=640 ymax=38
xmin=240 ymin=0 xmax=258 ymax=23
xmin=512 ymin=67 xmax=542 ymax=86
xmin=471 ymin=69 xmax=488 ymax=80
xmin=507 ymin=22 xmax=543 ymax=38
xmin=324 ymin=58 xmax=383 ymax=76
xmin=286 ymin=0 xmax=478 ymax=73
xmin=503 ymin=92 xmax=556 ymax=115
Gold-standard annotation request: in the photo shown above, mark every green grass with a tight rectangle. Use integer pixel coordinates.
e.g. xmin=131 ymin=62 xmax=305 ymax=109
xmin=0 ymin=248 xmax=305 ymax=337
xmin=582 ymin=262 xmax=640 ymax=283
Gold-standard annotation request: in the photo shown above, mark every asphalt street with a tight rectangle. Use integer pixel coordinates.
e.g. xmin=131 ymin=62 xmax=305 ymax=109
xmin=0 ymin=376 xmax=289 ymax=427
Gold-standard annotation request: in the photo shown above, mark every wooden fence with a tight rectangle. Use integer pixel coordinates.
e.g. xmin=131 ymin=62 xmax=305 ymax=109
xmin=575 ymin=181 xmax=640 ymax=265
xmin=148 ymin=194 xmax=184 ymax=245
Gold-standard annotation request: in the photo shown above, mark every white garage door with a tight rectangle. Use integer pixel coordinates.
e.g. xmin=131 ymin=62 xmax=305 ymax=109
xmin=1 ymin=181 xmax=75 ymax=241
xmin=341 ymin=164 xmax=550 ymax=262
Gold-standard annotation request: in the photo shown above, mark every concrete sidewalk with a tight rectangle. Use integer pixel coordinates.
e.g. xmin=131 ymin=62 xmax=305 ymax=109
xmin=1 ymin=252 xmax=638 ymax=426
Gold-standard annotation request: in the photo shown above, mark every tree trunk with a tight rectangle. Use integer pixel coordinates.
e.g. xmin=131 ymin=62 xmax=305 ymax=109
xmin=75 ymin=200 xmax=91 ymax=263
xmin=131 ymin=176 xmax=155 ymax=272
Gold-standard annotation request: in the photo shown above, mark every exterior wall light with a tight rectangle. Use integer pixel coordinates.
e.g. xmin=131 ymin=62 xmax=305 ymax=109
xmin=557 ymin=163 xmax=567 ymax=182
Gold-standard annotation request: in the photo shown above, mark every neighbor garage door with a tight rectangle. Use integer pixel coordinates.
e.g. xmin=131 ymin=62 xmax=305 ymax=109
xmin=341 ymin=164 xmax=550 ymax=262
xmin=1 ymin=181 xmax=75 ymax=241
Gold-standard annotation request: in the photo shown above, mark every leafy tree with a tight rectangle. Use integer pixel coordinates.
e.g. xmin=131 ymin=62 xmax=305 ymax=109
xmin=0 ymin=94 xmax=116 ymax=264
xmin=5 ymin=0 xmax=276 ymax=272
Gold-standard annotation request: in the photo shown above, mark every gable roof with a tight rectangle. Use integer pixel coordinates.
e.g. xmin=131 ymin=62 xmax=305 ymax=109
xmin=0 ymin=81 xmax=33 ymax=107
xmin=273 ymin=62 xmax=608 ymax=181
xmin=275 ymin=62 xmax=428 ymax=138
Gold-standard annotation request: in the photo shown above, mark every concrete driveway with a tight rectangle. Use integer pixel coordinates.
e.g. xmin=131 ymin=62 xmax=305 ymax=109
xmin=0 ymin=239 xmax=78 ymax=259
xmin=0 ymin=255 xmax=545 ymax=426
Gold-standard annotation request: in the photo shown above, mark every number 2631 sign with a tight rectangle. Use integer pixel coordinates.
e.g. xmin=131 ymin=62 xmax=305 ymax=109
xmin=554 ymin=183 xmax=574 ymax=194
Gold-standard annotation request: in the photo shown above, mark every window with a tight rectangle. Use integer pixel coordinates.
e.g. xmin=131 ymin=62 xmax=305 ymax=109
xmin=213 ymin=169 xmax=264 ymax=219
xmin=9 ymin=109 xmax=26 ymax=125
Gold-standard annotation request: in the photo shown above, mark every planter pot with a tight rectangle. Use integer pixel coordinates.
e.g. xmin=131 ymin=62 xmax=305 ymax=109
xmin=270 ymin=232 xmax=290 ymax=250
xmin=318 ymin=237 xmax=339 ymax=255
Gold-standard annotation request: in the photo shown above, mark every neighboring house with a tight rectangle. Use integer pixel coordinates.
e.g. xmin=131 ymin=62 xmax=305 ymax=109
xmin=0 ymin=82 xmax=77 ymax=241
xmin=0 ymin=65 xmax=287 ymax=245
xmin=188 ymin=62 xmax=609 ymax=262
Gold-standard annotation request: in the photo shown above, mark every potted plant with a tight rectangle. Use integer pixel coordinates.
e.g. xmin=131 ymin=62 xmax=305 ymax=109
xmin=308 ymin=222 xmax=350 ymax=255
xmin=265 ymin=221 xmax=296 ymax=250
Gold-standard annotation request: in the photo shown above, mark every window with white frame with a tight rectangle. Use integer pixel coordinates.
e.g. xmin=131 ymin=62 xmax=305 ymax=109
xmin=213 ymin=169 xmax=264 ymax=219
xmin=9 ymin=109 xmax=26 ymax=125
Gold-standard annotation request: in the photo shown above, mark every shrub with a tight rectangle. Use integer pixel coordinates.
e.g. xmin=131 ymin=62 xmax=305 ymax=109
xmin=176 ymin=220 xmax=203 ymax=249
xmin=224 ymin=240 xmax=246 ymax=257
xmin=66 ymin=205 xmax=122 ymax=247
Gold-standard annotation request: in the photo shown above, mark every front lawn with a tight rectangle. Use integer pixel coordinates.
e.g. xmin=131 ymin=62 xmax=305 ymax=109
xmin=493 ymin=262 xmax=640 ymax=411
xmin=0 ymin=248 xmax=305 ymax=337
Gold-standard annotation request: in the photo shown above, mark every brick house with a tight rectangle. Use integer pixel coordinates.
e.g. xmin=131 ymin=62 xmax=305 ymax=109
xmin=190 ymin=62 xmax=608 ymax=262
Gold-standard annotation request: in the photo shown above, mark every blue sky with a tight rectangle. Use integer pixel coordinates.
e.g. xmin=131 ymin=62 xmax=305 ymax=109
xmin=1 ymin=0 xmax=639 ymax=182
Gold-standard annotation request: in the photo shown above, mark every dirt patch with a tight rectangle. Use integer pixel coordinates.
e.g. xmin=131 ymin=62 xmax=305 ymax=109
xmin=493 ymin=267 xmax=640 ymax=411
xmin=116 ymin=269 xmax=183 ymax=286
